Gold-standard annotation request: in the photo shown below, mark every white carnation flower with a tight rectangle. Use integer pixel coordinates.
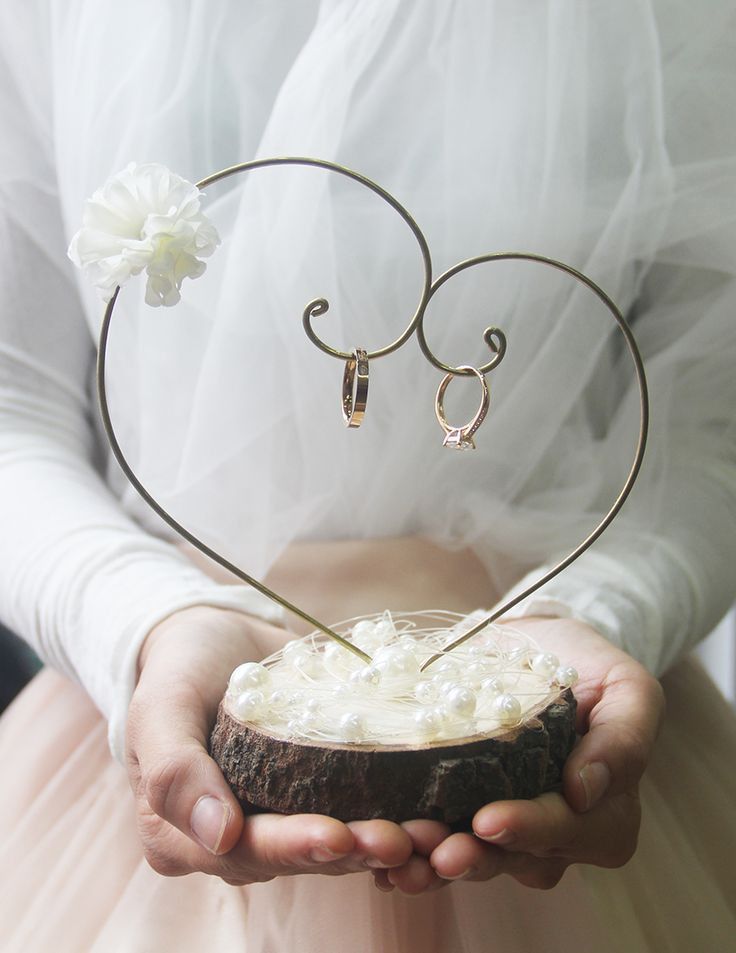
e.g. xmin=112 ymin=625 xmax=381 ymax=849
xmin=68 ymin=162 xmax=220 ymax=307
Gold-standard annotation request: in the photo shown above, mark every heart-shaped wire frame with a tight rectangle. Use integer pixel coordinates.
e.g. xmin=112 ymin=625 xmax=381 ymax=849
xmin=95 ymin=158 xmax=649 ymax=671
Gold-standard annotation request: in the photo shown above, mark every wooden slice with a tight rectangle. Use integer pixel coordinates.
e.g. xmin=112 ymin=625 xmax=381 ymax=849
xmin=210 ymin=689 xmax=576 ymax=824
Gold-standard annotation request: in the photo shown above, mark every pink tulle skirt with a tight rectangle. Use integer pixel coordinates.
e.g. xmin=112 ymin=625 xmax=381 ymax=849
xmin=1 ymin=658 xmax=734 ymax=953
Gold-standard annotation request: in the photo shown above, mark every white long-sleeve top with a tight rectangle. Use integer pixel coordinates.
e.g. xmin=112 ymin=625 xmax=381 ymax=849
xmin=0 ymin=213 xmax=284 ymax=760
xmin=1 ymin=1 xmax=735 ymax=762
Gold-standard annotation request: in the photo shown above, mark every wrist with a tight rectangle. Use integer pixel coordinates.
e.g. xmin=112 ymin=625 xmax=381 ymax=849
xmin=138 ymin=604 xmax=282 ymax=676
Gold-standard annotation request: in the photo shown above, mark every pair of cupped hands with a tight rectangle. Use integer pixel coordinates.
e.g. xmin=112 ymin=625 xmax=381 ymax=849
xmin=127 ymin=539 xmax=665 ymax=894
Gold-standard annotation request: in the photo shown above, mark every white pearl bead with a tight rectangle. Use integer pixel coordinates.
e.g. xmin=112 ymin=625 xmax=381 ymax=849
xmin=351 ymin=620 xmax=383 ymax=652
xmin=433 ymin=657 xmax=460 ymax=678
xmin=319 ymin=642 xmax=350 ymax=678
xmin=480 ymin=675 xmax=504 ymax=696
xmin=373 ymin=646 xmax=420 ymax=680
xmin=480 ymin=633 xmax=500 ymax=652
xmin=228 ymin=662 xmax=270 ymax=694
xmin=494 ymin=693 xmax=522 ymax=725
xmin=446 ymin=686 xmax=477 ymax=718
xmin=531 ymin=652 xmax=560 ymax=678
xmin=438 ymin=679 xmax=460 ymax=698
xmin=362 ymin=665 xmax=383 ymax=686
xmin=465 ymin=661 xmax=487 ymax=687
xmin=415 ymin=680 xmax=438 ymax=704
xmin=331 ymin=683 xmax=351 ymax=698
xmin=468 ymin=644 xmax=485 ymax=659
xmin=286 ymin=710 xmax=318 ymax=736
xmin=398 ymin=635 xmax=420 ymax=652
xmin=323 ymin=642 xmax=360 ymax=676
xmin=283 ymin=642 xmax=310 ymax=666
xmin=349 ymin=666 xmax=382 ymax=691
xmin=507 ymin=646 xmax=529 ymax=665
xmin=555 ymin=665 xmax=579 ymax=688
xmin=283 ymin=639 xmax=305 ymax=660
xmin=268 ymin=689 xmax=290 ymax=710
xmin=413 ymin=709 xmax=442 ymax=737
xmin=292 ymin=652 xmax=318 ymax=677
xmin=339 ymin=712 xmax=366 ymax=742
xmin=231 ymin=690 xmax=265 ymax=721
xmin=352 ymin=620 xmax=377 ymax=641
xmin=305 ymin=697 xmax=320 ymax=712
xmin=299 ymin=709 xmax=319 ymax=729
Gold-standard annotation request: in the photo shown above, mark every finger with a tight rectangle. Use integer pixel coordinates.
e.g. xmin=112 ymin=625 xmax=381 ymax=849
xmin=138 ymin=809 xmax=355 ymax=882
xmin=473 ymin=793 xmax=572 ymax=855
xmin=429 ymin=832 xmax=503 ymax=882
xmin=423 ymin=822 xmax=569 ymax=891
xmin=564 ymin=665 xmax=665 ymax=812
xmin=387 ymin=854 xmax=445 ymax=894
xmin=368 ymin=820 xmax=450 ymax=893
xmin=434 ymin=841 xmax=568 ymax=890
xmin=400 ymin=819 xmax=452 ymax=857
xmin=343 ymin=820 xmax=414 ymax=870
xmin=495 ymin=853 xmax=569 ymax=891
xmin=128 ymin=684 xmax=245 ymax=856
xmin=233 ymin=812 xmax=355 ymax=873
xmin=130 ymin=678 xmax=409 ymax=876
xmin=473 ymin=791 xmax=640 ymax=867
xmin=136 ymin=798 xmax=211 ymax=877
xmin=372 ymin=869 xmax=395 ymax=893
xmin=385 ymin=819 xmax=453 ymax=893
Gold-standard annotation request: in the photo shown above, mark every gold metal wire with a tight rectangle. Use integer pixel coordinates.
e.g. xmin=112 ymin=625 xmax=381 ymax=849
xmin=97 ymin=287 xmax=371 ymax=662
xmin=96 ymin=158 xmax=433 ymax=661
xmin=95 ymin=159 xmax=648 ymax=670
xmin=197 ymin=157 xmax=433 ymax=362
xmin=419 ymin=252 xmax=649 ymax=669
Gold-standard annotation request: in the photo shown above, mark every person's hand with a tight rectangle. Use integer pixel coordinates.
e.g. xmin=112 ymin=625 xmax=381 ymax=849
xmin=127 ymin=606 xmax=413 ymax=884
xmin=374 ymin=616 xmax=665 ymax=894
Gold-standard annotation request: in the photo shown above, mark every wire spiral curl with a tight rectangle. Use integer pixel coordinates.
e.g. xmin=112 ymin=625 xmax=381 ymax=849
xmin=199 ymin=157 xmax=434 ymax=362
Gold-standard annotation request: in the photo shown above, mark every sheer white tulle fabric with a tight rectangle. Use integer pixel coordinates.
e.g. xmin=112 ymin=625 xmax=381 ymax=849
xmin=1 ymin=3 xmax=736 ymax=952
xmin=1 ymin=2 xmax=735 ymax=738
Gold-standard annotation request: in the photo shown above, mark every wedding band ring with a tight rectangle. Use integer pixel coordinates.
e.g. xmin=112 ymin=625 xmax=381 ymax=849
xmin=342 ymin=348 xmax=369 ymax=427
xmin=435 ymin=365 xmax=490 ymax=450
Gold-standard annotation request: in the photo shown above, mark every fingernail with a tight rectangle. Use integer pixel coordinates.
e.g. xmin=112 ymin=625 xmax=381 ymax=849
xmin=364 ymin=856 xmax=390 ymax=869
xmin=439 ymin=866 xmax=476 ymax=881
xmin=579 ymin=761 xmax=611 ymax=811
xmin=476 ymin=827 xmax=516 ymax=846
xmin=191 ymin=796 xmax=230 ymax=854
xmin=375 ymin=879 xmax=395 ymax=893
xmin=309 ymin=845 xmax=348 ymax=863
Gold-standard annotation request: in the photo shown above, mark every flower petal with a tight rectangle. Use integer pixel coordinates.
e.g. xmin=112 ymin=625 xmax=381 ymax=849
xmin=68 ymin=162 xmax=220 ymax=307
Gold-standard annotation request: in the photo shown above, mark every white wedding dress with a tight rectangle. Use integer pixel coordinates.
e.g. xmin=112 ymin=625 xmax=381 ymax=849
xmin=0 ymin=2 xmax=735 ymax=950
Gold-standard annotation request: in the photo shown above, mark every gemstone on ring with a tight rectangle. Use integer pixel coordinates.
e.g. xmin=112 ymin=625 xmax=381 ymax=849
xmin=442 ymin=429 xmax=476 ymax=451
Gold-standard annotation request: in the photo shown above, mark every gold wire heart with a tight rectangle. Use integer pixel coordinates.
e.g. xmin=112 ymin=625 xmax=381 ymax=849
xmin=95 ymin=158 xmax=648 ymax=669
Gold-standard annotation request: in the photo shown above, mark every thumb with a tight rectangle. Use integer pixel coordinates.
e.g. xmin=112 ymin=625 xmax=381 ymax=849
xmin=563 ymin=664 xmax=665 ymax=813
xmin=127 ymin=679 xmax=244 ymax=856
